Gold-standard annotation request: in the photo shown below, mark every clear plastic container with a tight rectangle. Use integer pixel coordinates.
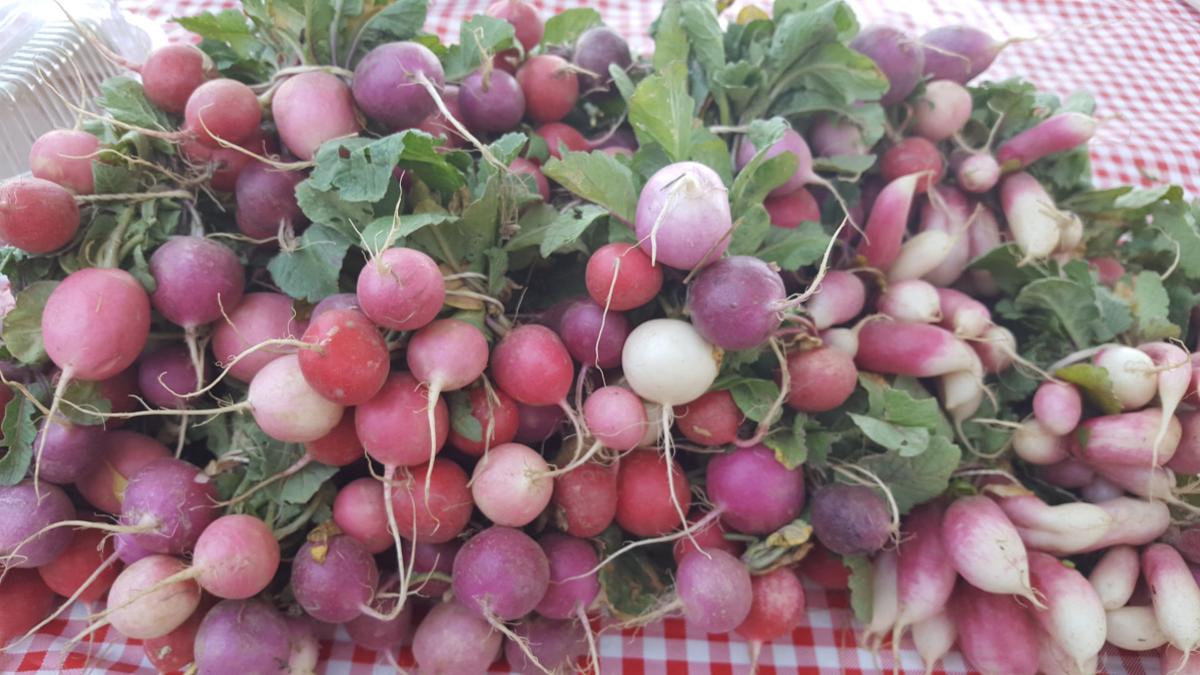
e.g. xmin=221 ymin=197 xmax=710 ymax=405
xmin=0 ymin=0 xmax=161 ymax=178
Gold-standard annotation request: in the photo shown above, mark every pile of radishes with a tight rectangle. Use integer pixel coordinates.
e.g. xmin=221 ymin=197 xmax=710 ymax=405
xmin=0 ymin=0 xmax=1196 ymax=673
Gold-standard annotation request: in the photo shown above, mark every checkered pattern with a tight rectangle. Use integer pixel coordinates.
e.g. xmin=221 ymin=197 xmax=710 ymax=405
xmin=10 ymin=0 xmax=1192 ymax=672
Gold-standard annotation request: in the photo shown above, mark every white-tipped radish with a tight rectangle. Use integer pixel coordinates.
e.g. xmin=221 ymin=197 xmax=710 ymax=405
xmin=936 ymin=288 xmax=991 ymax=338
xmin=912 ymin=610 xmax=956 ymax=675
xmin=953 ymin=583 xmax=1039 ymax=675
xmin=1144 ymin=543 xmax=1200 ymax=655
xmin=859 ymin=173 xmax=921 ymax=271
xmin=996 ymin=113 xmax=1098 ymax=173
xmin=820 ymin=328 xmax=858 ymax=357
xmin=856 ymin=321 xmax=976 ymax=378
xmin=862 ymin=548 xmax=898 ymax=647
xmin=1140 ymin=342 xmax=1191 ymax=466
xmin=887 ymin=229 xmax=958 ymax=283
xmin=1000 ymin=172 xmax=1063 ymax=261
xmin=1071 ymin=408 xmax=1180 ymax=467
xmin=938 ymin=363 xmax=984 ymax=423
xmin=1027 ymin=552 xmax=1106 ymax=671
xmin=1033 ymin=381 xmax=1083 ymax=436
xmin=1091 ymin=462 xmax=1175 ymax=500
xmin=1082 ymin=497 xmax=1170 ymax=553
xmin=1106 ymin=605 xmax=1168 ymax=652
xmin=1012 ymin=419 xmax=1069 ymax=465
xmin=805 ymin=270 xmax=866 ymax=330
xmin=1089 ymin=545 xmax=1139 ymax=610
xmin=942 ymin=496 xmax=1039 ymax=604
xmin=1094 ymin=345 xmax=1157 ymax=411
xmin=877 ymin=280 xmax=942 ymax=323
xmin=995 ymin=492 xmax=1111 ymax=544
xmin=970 ymin=324 xmax=1016 ymax=374
xmin=895 ymin=504 xmax=956 ymax=634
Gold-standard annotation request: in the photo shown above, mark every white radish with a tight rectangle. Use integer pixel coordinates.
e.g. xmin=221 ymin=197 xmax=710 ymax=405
xmin=1140 ymin=342 xmax=1191 ymax=467
xmin=1027 ymin=552 xmax=1107 ymax=672
xmin=942 ymin=496 xmax=1040 ymax=605
xmin=819 ymin=328 xmax=858 ymax=357
xmin=1094 ymin=345 xmax=1157 ymax=411
xmin=912 ymin=610 xmax=956 ymax=675
xmin=970 ymin=324 xmax=1016 ymax=374
xmin=938 ymin=368 xmax=984 ymax=423
xmin=1089 ymin=545 xmax=1139 ymax=610
xmin=1106 ymin=605 xmax=1168 ymax=652
xmin=877 ymin=280 xmax=942 ymax=323
xmin=1144 ymin=543 xmax=1200 ymax=655
xmin=862 ymin=548 xmax=898 ymax=647
xmin=1012 ymin=418 xmax=1069 ymax=465
xmin=622 ymin=319 xmax=719 ymax=408
xmin=1000 ymin=172 xmax=1063 ymax=261
xmin=886 ymin=229 xmax=958 ymax=283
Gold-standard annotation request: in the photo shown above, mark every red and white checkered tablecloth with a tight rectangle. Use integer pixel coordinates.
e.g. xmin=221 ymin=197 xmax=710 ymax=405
xmin=5 ymin=1 xmax=1196 ymax=673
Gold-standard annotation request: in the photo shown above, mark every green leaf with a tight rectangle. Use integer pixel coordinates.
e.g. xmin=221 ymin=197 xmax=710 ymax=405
xmin=448 ymin=390 xmax=483 ymax=443
xmin=728 ymin=204 xmax=771 ymax=257
xmin=1155 ymin=201 xmax=1200 ymax=281
xmin=352 ymin=0 xmax=428 ymax=53
xmin=174 ymin=10 xmax=261 ymax=54
xmin=280 ymin=462 xmax=338 ymax=504
xmin=679 ymin=0 xmax=725 ymax=78
xmin=688 ymin=126 xmax=734 ymax=186
xmin=757 ymin=221 xmax=830 ymax=271
xmin=309 ymin=132 xmax=465 ymax=202
xmin=0 ymin=394 xmax=37 ymax=486
xmin=361 ymin=212 xmax=457 ymax=253
xmin=540 ymin=8 xmax=601 ymax=46
xmin=881 ymin=386 xmax=945 ymax=430
xmin=845 ymin=554 xmax=873 ymax=625
xmin=729 ymin=118 xmax=794 ymax=216
xmin=60 ymin=381 xmax=113 ymax=426
xmin=488 ymin=133 xmax=529 ymax=165
xmin=765 ymin=414 xmax=808 ymax=469
xmin=95 ymin=77 xmax=172 ymax=131
xmin=92 ymin=162 xmax=138 ymax=195
xmin=596 ymin=526 xmax=668 ymax=621
xmin=267 ymin=224 xmax=354 ymax=303
xmin=858 ymin=435 xmax=960 ymax=514
xmin=540 ymin=206 xmax=608 ymax=257
xmin=1054 ymin=363 xmax=1122 ymax=415
xmin=812 ymin=153 xmax=876 ymax=177
xmin=2 ymin=281 xmax=57 ymax=366
xmin=1132 ymin=271 xmax=1179 ymax=341
xmin=295 ymin=180 xmax=375 ymax=237
xmin=727 ymin=378 xmax=782 ymax=424
xmin=1013 ymin=277 xmax=1100 ymax=349
xmin=443 ymin=15 xmax=517 ymax=81
xmin=628 ymin=62 xmax=695 ymax=163
xmin=651 ymin=0 xmax=689 ymax=71
xmin=541 ymin=151 xmax=639 ymax=223
xmin=849 ymin=414 xmax=930 ymax=457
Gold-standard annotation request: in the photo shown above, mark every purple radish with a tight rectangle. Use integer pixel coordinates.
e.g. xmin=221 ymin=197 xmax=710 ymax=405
xmin=195 ymin=599 xmax=291 ymax=674
xmin=942 ymin=495 xmax=1039 ymax=604
xmin=850 ymin=26 xmax=925 ymax=105
xmin=687 ymin=256 xmax=787 ymax=350
xmin=233 ymin=163 xmax=307 ymax=240
xmin=634 ymin=162 xmax=732 ymax=270
xmin=352 ymin=41 xmax=444 ymax=130
xmin=0 ymin=481 xmax=74 ymax=568
xmin=734 ymin=126 xmax=815 ymax=196
xmin=118 ymin=458 xmax=217 ymax=556
xmin=453 ymin=526 xmax=550 ymax=621
xmin=149 ymin=236 xmax=246 ymax=330
xmin=996 ymin=113 xmax=1098 ymax=173
xmin=291 ymin=533 xmax=379 ymax=624
xmin=920 ymin=25 xmax=1010 ymax=83
xmin=706 ymin=445 xmax=806 ymax=535
xmin=535 ymin=533 xmax=599 ymax=620
xmin=809 ymin=115 xmax=868 ymax=157
xmin=345 ymin=577 xmax=412 ymax=650
xmin=32 ymin=417 xmax=101 ymax=484
xmin=1089 ymin=545 xmax=1139 ymax=610
xmin=810 ymin=484 xmax=892 ymax=556
xmin=138 ymin=344 xmax=204 ymax=409
xmin=557 ymin=300 xmax=630 ymax=368
xmin=1032 ymin=381 xmax=1083 ymax=436
xmin=412 ymin=601 xmax=503 ymax=674
xmin=676 ymin=549 xmax=753 ymax=633
xmin=1038 ymin=459 xmax=1095 ymax=489
xmin=459 ymin=69 xmax=526 ymax=133
xmin=505 ymin=616 xmax=586 ymax=675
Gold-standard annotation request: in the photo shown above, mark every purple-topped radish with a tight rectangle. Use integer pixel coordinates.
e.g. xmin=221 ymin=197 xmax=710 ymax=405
xmin=291 ymin=533 xmax=379 ymax=624
xmin=921 ymin=25 xmax=1010 ymax=83
xmin=194 ymin=599 xmax=290 ymax=674
xmin=505 ymin=616 xmax=587 ymax=675
xmin=29 ymin=129 xmax=101 ymax=195
xmin=459 ymin=70 xmax=526 ymax=134
xmin=687 ymin=256 xmax=786 ymax=350
xmin=453 ymin=526 xmax=550 ymax=621
xmin=850 ymin=26 xmax=925 ymax=105
xmin=810 ymin=484 xmax=892 ymax=556
xmin=535 ymin=533 xmax=600 ymax=620
xmin=734 ymin=127 xmax=814 ymax=197
xmin=0 ymin=481 xmax=74 ymax=568
xmin=352 ymin=42 xmax=444 ymax=130
xmin=150 ymin=236 xmax=246 ymax=330
xmin=677 ymin=549 xmax=753 ymax=633
xmin=118 ymin=458 xmax=217 ymax=556
xmin=138 ymin=344 xmax=204 ymax=409
xmin=809 ymin=115 xmax=868 ymax=158
xmin=234 ymin=163 xmax=307 ymax=240
xmin=634 ymin=162 xmax=732 ymax=270
xmin=573 ymin=26 xmax=632 ymax=91
xmin=557 ymin=299 xmax=630 ymax=368
xmin=32 ymin=417 xmax=101 ymax=485
xmin=706 ymin=445 xmax=805 ymax=535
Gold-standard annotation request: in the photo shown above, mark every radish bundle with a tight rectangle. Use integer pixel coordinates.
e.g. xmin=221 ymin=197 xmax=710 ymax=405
xmin=0 ymin=0 xmax=1198 ymax=673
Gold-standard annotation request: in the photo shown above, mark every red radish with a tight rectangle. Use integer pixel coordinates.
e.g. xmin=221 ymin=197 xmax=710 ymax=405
xmin=919 ymin=186 xmax=973 ymax=286
xmin=1012 ymin=418 xmax=1069 ymax=465
xmin=1000 ymin=172 xmax=1065 ymax=261
xmin=298 ymin=308 xmax=389 ymax=406
xmin=878 ymin=279 xmax=942 ymax=323
xmin=672 ymin=515 xmax=744 ymax=564
xmin=942 ymin=495 xmax=1039 ymax=604
xmin=0 ymin=177 xmax=80 ymax=253
xmin=1144 ymin=543 xmax=1200 ymax=655
xmin=390 ymin=460 xmax=474 ymax=543
xmin=804 ymin=270 xmax=866 ymax=329
xmin=676 ymin=390 xmax=743 ymax=446
xmin=1071 ymin=408 xmax=1180 ymax=467
xmin=850 ymin=26 xmax=925 ymax=104
xmin=535 ymin=533 xmax=600 ymax=620
xmin=585 ymin=243 xmax=663 ymax=311
xmin=912 ymin=80 xmax=973 ymax=141
xmin=29 ymin=129 xmax=101 ymax=194
xmin=707 ymin=445 xmax=805 ymax=535
xmin=857 ymin=173 xmax=920 ymax=270
xmin=536 ymin=122 xmax=589 ymax=159
xmin=184 ymin=78 xmax=262 ymax=148
xmin=798 ymin=542 xmax=850 ymax=590
xmin=486 ymin=0 xmax=543 ymax=52
xmin=75 ymin=431 xmax=170 ymax=514
xmin=0 ymin=569 xmax=55 ymax=646
xmin=953 ymin=151 xmax=1001 ymax=193
xmin=615 ymin=450 xmax=691 ymax=537
xmin=271 ymin=71 xmax=361 ymax=161
xmin=491 ymin=324 xmax=574 ymax=407
xmin=1094 ymin=344 xmax=1157 ymax=410
xmin=0 ymin=481 xmax=74 ymax=568
xmin=894 ymin=503 xmax=956 ymax=635
xmin=518 ymin=56 xmax=579 ymax=123
xmin=971 ymin=324 xmax=1017 ymax=374
xmin=764 ymin=187 xmax=821 ymax=229
xmin=734 ymin=127 xmax=815 ymax=197
xmin=356 ymin=247 xmax=445 ymax=331
xmin=634 ymin=162 xmax=732 ymax=270
xmin=1140 ymin=342 xmax=1192 ymax=465
xmin=471 ymin=443 xmax=552 ymax=528
xmin=1027 ymin=551 xmax=1106 ymax=671
xmin=453 ymin=526 xmax=550 ymax=621
xmin=881 ymin=138 xmax=944 ymax=193
xmin=356 ymin=371 xmax=448 ymax=468
xmin=447 ymin=385 xmax=520 ymax=456
xmin=210 ymin=292 xmax=307 ymax=383
xmin=352 ymin=41 xmax=444 ymax=131
xmin=303 ymin=410 xmax=364 ymax=467
xmin=1106 ymin=606 xmax=1168 ymax=651
xmin=677 ymin=549 xmax=753 ymax=633
xmin=687 ymin=256 xmax=787 ymax=350
xmin=412 ymin=601 xmax=502 ymax=674
xmin=920 ymin=25 xmax=1009 ymax=83
xmin=1090 ymin=545 xmax=1139 ymax=610
xmin=912 ymin=611 xmax=956 ymax=674
xmin=333 ymin=478 xmax=390 ymax=554
xmin=735 ymin=567 xmax=805 ymax=665
xmin=106 ymin=555 xmax=201 ymax=639
xmin=247 ymin=354 xmax=345 ymax=443
xmin=459 ymin=69 xmax=526 ymax=133
xmin=953 ymin=583 xmax=1039 ymax=675
xmin=292 ymin=533 xmax=379 ymax=623
xmin=510 ymin=157 xmax=550 ymax=200
xmin=810 ymin=484 xmax=892 ymax=556
xmin=142 ymin=595 xmax=212 ymax=672
xmin=1033 ymin=381 xmax=1083 ymax=436
xmin=37 ymin=526 xmax=120 ymax=602
xmin=1091 ymin=256 xmax=1126 ymax=285
xmin=936 ymin=287 xmax=991 ymax=338
xmin=138 ymin=43 xmax=214 ymax=113
xmin=551 ymin=462 xmax=618 ymax=539
xmin=856 ymin=320 xmax=976 ymax=377
xmin=233 ymin=162 xmax=307 ymax=239
xmin=997 ymin=113 xmax=1097 ymax=172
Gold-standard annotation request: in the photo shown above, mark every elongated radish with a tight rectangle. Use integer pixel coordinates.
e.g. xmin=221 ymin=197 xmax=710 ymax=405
xmin=970 ymin=324 xmax=1017 ymax=374
xmin=858 ymin=173 xmax=921 ymax=270
xmin=936 ymin=288 xmax=991 ymax=338
xmin=994 ymin=493 xmax=1111 ymax=550
xmin=804 ymin=270 xmax=866 ymax=329
xmin=1012 ymin=418 xmax=1069 ymax=465
xmin=856 ymin=320 xmax=976 ymax=377
xmin=887 ymin=230 xmax=958 ymax=283
xmin=1033 ymin=381 xmax=1083 ymax=436
xmin=920 ymin=25 xmax=1009 ymax=83
xmin=1080 ymin=497 xmax=1170 ymax=553
xmin=1144 ymin=543 xmax=1200 ymax=655
xmin=878 ymin=280 xmax=941 ymax=323
xmin=1071 ymin=408 xmax=1180 ymax=467
xmin=850 ymin=27 xmax=924 ymax=105
xmin=938 ymin=360 xmax=984 ymax=423
xmin=954 ymin=583 xmax=1039 ymax=675
xmin=1090 ymin=545 xmax=1139 ymax=610
xmin=895 ymin=503 xmax=956 ymax=636
xmin=1000 ymin=172 xmax=1065 ymax=260
xmin=942 ymin=495 xmax=1038 ymax=603
xmin=996 ymin=113 xmax=1097 ymax=173
xmin=1140 ymin=342 xmax=1192 ymax=466
xmin=862 ymin=548 xmax=899 ymax=646
xmin=1091 ymin=462 xmax=1176 ymax=500
xmin=820 ymin=328 xmax=858 ymax=357
xmin=1107 ymin=606 xmax=1169 ymax=651
xmin=920 ymin=186 xmax=972 ymax=286
xmin=912 ymin=610 xmax=956 ymax=675
xmin=1094 ymin=344 xmax=1157 ymax=410
xmin=1027 ymin=552 xmax=1106 ymax=670
xmin=1037 ymin=629 xmax=1095 ymax=675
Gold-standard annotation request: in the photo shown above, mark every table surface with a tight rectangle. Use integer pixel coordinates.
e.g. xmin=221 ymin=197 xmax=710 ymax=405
xmin=6 ymin=0 xmax=1200 ymax=673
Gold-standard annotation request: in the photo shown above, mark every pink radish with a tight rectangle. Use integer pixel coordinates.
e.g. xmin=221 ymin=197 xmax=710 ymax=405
xmin=970 ymin=324 xmax=1017 ymax=374
xmin=785 ymin=346 xmax=858 ymax=414
xmin=877 ymin=279 xmax=941 ymax=323
xmin=453 ymin=526 xmax=550 ymax=622
xmin=706 ymin=445 xmax=806 ymax=535
xmin=272 ymin=71 xmax=361 ymax=161
xmin=356 ymin=247 xmax=445 ymax=331
xmin=105 ymin=555 xmax=201 ymax=640
xmin=291 ymin=533 xmax=378 ymax=624
xmin=734 ymin=127 xmax=815 ymax=197
xmin=1144 ymin=543 xmax=1200 ymax=655
xmin=0 ymin=177 xmax=81 ymax=253
xmin=471 ymin=443 xmax=553 ymax=528
xmin=585 ymin=243 xmax=663 ymax=311
xmin=894 ymin=503 xmax=956 ymax=638
xmin=210 ymin=292 xmax=307 ymax=383
xmin=677 ymin=549 xmax=753 ymax=633
xmin=333 ymin=478 xmax=390 ymax=554
xmin=850 ymin=27 xmax=924 ymax=105
xmin=1000 ymin=172 xmax=1064 ymax=261
xmin=858 ymin=173 xmax=920 ymax=270
xmin=912 ymin=80 xmax=973 ymax=141
xmin=995 ymin=493 xmax=1111 ymax=549
xmin=1092 ymin=462 xmax=1175 ymax=499
xmin=1090 ymin=545 xmax=1140 ymax=610
xmin=1140 ymin=342 xmax=1192 ymax=465
xmin=918 ymin=186 xmax=972 ymax=286
xmin=29 ymin=129 xmax=101 ymax=195
xmin=1080 ymin=497 xmax=1170 ymax=553
xmin=1012 ymin=419 xmax=1069 ymax=465
xmin=248 ymin=354 xmax=345 ymax=443
xmin=953 ymin=583 xmax=1039 ymax=675
xmin=809 ymin=115 xmax=868 ymax=157
xmin=1033 ymin=381 xmax=1083 ymax=436
xmin=856 ymin=320 xmax=976 ymax=377
xmin=1094 ymin=344 xmax=1157 ymax=410
xmin=920 ymin=25 xmax=1010 ymax=83
xmin=356 ymin=372 xmax=448 ymax=468
xmin=1027 ymin=552 xmax=1106 ymax=671
xmin=491 ymin=325 xmax=574 ymax=408
xmin=535 ymin=533 xmax=600 ymax=621
xmin=1107 ymin=606 xmax=1168 ymax=651
xmin=912 ymin=611 xmax=956 ymax=674
xmin=942 ymin=495 xmax=1039 ymax=604
xmin=952 ymin=151 xmax=1001 ymax=194
xmin=886 ymin=229 xmax=958 ymax=283
xmin=996 ymin=113 xmax=1097 ymax=173
xmin=634 ymin=162 xmax=731 ymax=270
xmin=412 ymin=600 xmax=502 ymax=674
xmin=1169 ymin=411 xmax=1200 ymax=475
xmin=936 ymin=288 xmax=991 ymax=338
xmin=1037 ymin=629 xmax=1095 ymax=675
xmin=1071 ymin=408 xmax=1180 ymax=467
xmin=1091 ymin=256 xmax=1126 ymax=286
xmin=804 ymin=270 xmax=866 ymax=329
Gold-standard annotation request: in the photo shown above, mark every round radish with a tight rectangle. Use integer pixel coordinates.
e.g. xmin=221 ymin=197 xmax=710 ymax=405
xmin=118 ymin=458 xmax=217 ymax=556
xmin=535 ymin=533 xmax=600 ymax=620
xmin=622 ymin=319 xmax=720 ymax=408
xmin=0 ymin=177 xmax=80 ymax=254
xmin=634 ymin=162 xmax=731 ymax=270
xmin=912 ymin=80 xmax=973 ymax=141
xmin=141 ymin=44 xmax=214 ymax=114
xmin=677 ymin=549 xmax=753 ymax=633
xmin=138 ymin=344 xmax=204 ymax=409
xmin=37 ymin=526 xmax=120 ymax=602
xmin=453 ymin=526 xmax=550 ymax=621
xmin=687 ymin=256 xmax=786 ymax=350
xmin=536 ymin=122 xmax=590 ymax=161
xmin=412 ymin=601 xmax=502 ymax=675
xmin=248 ymin=354 xmax=345 ymax=443
xmin=615 ymin=450 xmax=691 ymax=537
xmin=42 ymin=268 xmax=149 ymax=382
xmin=1095 ymin=345 xmax=1157 ymax=410
xmin=785 ymin=346 xmax=858 ymax=413
xmin=272 ymin=71 xmax=361 ymax=161
xmin=518 ymin=54 xmax=579 ymax=123
xmin=881 ymin=137 xmax=944 ymax=193
xmin=194 ymin=599 xmax=290 ymax=673
xmin=573 ymin=26 xmax=632 ymax=91
xmin=707 ymin=445 xmax=805 ymax=535
xmin=459 ymin=69 xmax=525 ymax=133
xmin=149 ymin=236 xmax=246 ymax=329
xmin=551 ymin=462 xmax=618 ymax=538
xmin=557 ymin=299 xmax=630 ymax=368
xmin=390 ymin=459 xmax=474 ymax=543
xmin=191 ymin=514 xmax=280 ymax=599
xmin=447 ymin=385 xmax=520 ymax=456
xmin=505 ymin=616 xmax=586 ymax=675
xmin=510 ymin=157 xmax=550 ymax=200
xmin=672 ymin=515 xmax=744 ymax=563
xmin=291 ymin=533 xmax=379 ymax=624
xmin=233 ymin=162 xmax=307 ymax=240
xmin=352 ymin=41 xmax=444 ymax=130
xmin=676 ymin=389 xmax=743 ymax=446
xmin=765 ymin=187 xmax=821 ymax=229
xmin=356 ymin=371 xmax=448 ymax=467
xmin=346 ymin=577 xmax=412 ymax=650
xmin=585 ymin=242 xmax=663 ymax=311
xmin=810 ymin=115 xmax=868 ymax=157
xmin=810 ymin=484 xmax=892 ymax=556
xmin=356 ymin=247 xmax=445 ymax=331
xmin=184 ymin=78 xmax=262 ymax=148
xmin=333 ymin=477 xmax=390 ymax=554
xmin=210 ymin=292 xmax=307 ymax=382
xmin=0 ymin=569 xmax=55 ymax=646
xmin=298 ymin=308 xmax=389 ymax=405
xmin=75 ymin=431 xmax=170 ymax=514
xmin=584 ymin=386 xmax=647 ymax=451
xmin=106 ymin=555 xmax=201 ymax=639
xmin=0 ymin=481 xmax=74 ymax=568
xmin=471 ymin=442 xmax=553 ymax=527
xmin=734 ymin=126 xmax=814 ymax=196
xmin=491 ymin=324 xmax=574 ymax=406
xmin=29 ymin=129 xmax=101 ymax=194
xmin=850 ymin=26 xmax=925 ymax=104
xmin=32 ymin=416 xmax=101 ymax=484
xmin=735 ymin=567 xmax=806 ymax=653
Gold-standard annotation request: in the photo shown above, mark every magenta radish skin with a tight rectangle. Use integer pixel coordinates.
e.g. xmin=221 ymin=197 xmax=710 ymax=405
xmin=912 ymin=611 xmax=956 ymax=672
xmin=272 ymin=71 xmax=361 ymax=161
xmin=920 ymin=25 xmax=1005 ymax=83
xmin=734 ymin=127 xmax=814 ymax=196
xmin=345 ymin=579 xmax=412 ymax=650
xmin=75 ymin=431 xmax=171 ymax=515
xmin=1012 ymin=418 xmax=1069 ymax=465
xmin=1027 ymin=551 xmax=1107 ymax=670
xmin=1089 ymin=545 xmax=1139 ymax=610
xmin=195 ymin=599 xmax=291 ymax=674
xmin=1144 ymin=543 xmax=1200 ymax=654
xmin=858 ymin=173 xmax=920 ymax=270
xmin=491 ymin=324 xmax=574 ymax=407
xmin=138 ymin=344 xmax=203 ymax=410
xmin=706 ymin=445 xmax=805 ymax=535
xmin=0 ymin=481 xmax=74 ymax=568
xmin=634 ymin=161 xmax=732 ymax=270
xmin=459 ymin=69 xmax=525 ymax=133
xmin=107 ymin=555 xmax=201 ymax=640
xmin=878 ymin=279 xmax=941 ymax=323
xmin=355 ymin=371 xmax=448 ymax=467
xmin=856 ymin=320 xmax=976 ymax=377
xmin=42 ymin=268 xmax=151 ymax=381
xmin=936 ymin=287 xmax=991 ymax=338
xmin=210 ymin=292 xmax=307 ymax=382
xmin=805 ymin=270 xmax=866 ymax=329
xmin=356 ymin=247 xmax=445 ymax=332
xmin=912 ymin=80 xmax=973 ymax=141
xmin=453 ymin=526 xmax=550 ymax=621
xmin=29 ymin=129 xmax=101 ymax=195
xmin=850 ymin=26 xmax=924 ymax=104
xmin=557 ymin=299 xmax=630 ymax=368
xmin=183 ymin=79 xmax=260 ymax=148
xmin=352 ymin=42 xmax=443 ymax=130
xmin=584 ymin=386 xmax=647 ymax=452
xmin=1082 ymin=497 xmax=1170 ymax=553
xmin=942 ymin=495 xmax=1036 ymax=601
xmin=32 ymin=417 xmax=102 ymax=484
xmin=996 ymin=113 xmax=1098 ymax=173
xmin=573 ymin=26 xmax=633 ymax=91
xmin=1001 ymin=172 xmax=1063 ymax=260
xmin=191 ymin=514 xmax=280 ymax=599
xmin=470 ymin=443 xmax=553 ymax=528
xmin=1071 ymin=408 xmax=1180 ymax=467
xmin=895 ymin=503 xmax=956 ymax=630
xmin=407 ymin=318 xmax=490 ymax=391
xmin=1094 ymin=345 xmax=1157 ymax=410
xmin=809 ymin=115 xmax=868 ymax=157
xmin=1033 ymin=381 xmax=1083 ymax=436
xmin=677 ymin=550 xmax=753 ymax=633
xmin=332 ymin=478 xmax=389 ymax=554
xmin=953 ymin=584 xmax=1039 ymax=675
xmin=919 ymin=185 xmax=972 ymax=286
xmin=248 ymin=354 xmax=345 ymax=443
xmin=953 ymin=151 xmax=1001 ymax=193
xmin=505 ymin=617 xmax=586 ymax=675
xmin=535 ymin=533 xmax=600 ymax=620
xmin=1168 ymin=411 xmax=1200 ymax=474
xmin=119 ymin=458 xmax=217 ymax=556
xmin=1038 ymin=459 xmax=1095 ymax=489
xmin=0 ymin=177 xmax=80 ymax=253
xmin=687 ymin=256 xmax=786 ymax=350
xmin=233 ymin=163 xmax=307 ymax=239
xmin=412 ymin=601 xmax=503 ymax=675
xmin=291 ymin=535 xmax=378 ymax=624
xmin=1107 ymin=606 xmax=1168 ymax=651
xmin=149 ymin=236 xmax=245 ymax=329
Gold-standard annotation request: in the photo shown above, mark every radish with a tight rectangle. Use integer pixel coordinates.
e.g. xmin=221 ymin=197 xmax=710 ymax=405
xmin=1169 ymin=411 xmax=1200 ymax=475
xmin=141 ymin=595 xmax=212 ymax=671
xmin=491 ymin=324 xmax=574 ymax=407
xmin=850 ymin=26 xmax=925 ymax=104
xmin=346 ymin=577 xmax=412 ymax=651
xmin=356 ymin=247 xmax=445 ymax=332
xmin=1038 ymin=458 xmax=1095 ymax=489
xmin=858 ymin=173 xmax=921 ymax=271
xmin=920 ymin=25 xmax=1010 ymax=83
xmin=706 ymin=445 xmax=805 ymax=535
xmin=1033 ymin=381 xmax=1083 ymax=436
xmin=856 ymin=320 xmax=976 ymax=377
xmin=137 ymin=344 xmax=204 ymax=410
xmin=185 ymin=514 xmax=280 ymax=600
xmin=291 ymin=532 xmax=379 ymax=623
xmin=1070 ymin=408 xmax=1180 ymax=467
xmin=195 ymin=599 xmax=291 ymax=673
xmin=1011 ymin=419 xmax=1068 ymax=465
xmin=460 ymin=70 xmax=526 ymax=133
xmin=1081 ymin=475 xmax=1127 ymax=504
xmin=582 ymin=386 xmax=649 ymax=454
xmin=804 ymin=269 xmax=866 ymax=329
xmin=1037 ymin=628 xmax=1095 ymax=675
xmin=798 ymin=542 xmax=851 ymax=590
xmin=615 ymin=450 xmax=691 ymax=537
xmin=878 ymin=279 xmax=942 ymax=323
xmin=996 ymin=113 xmax=1098 ymax=173
xmin=272 ymin=71 xmax=361 ymax=161
xmin=37 ymin=526 xmax=120 ymax=603
xmin=117 ymin=458 xmax=217 ymax=556
xmin=1080 ymin=497 xmax=1170 ymax=553
xmin=412 ymin=601 xmax=502 ymax=675
xmin=0 ymin=177 xmax=80 ymax=253
xmin=298 ymin=308 xmax=389 ymax=406
xmin=1089 ymin=545 xmax=1140 ymax=610
xmin=1000 ymin=172 xmax=1066 ymax=261
xmin=517 ymin=55 xmax=579 ymax=124
xmin=887 ymin=228 xmax=960 ymax=283
xmin=0 ymin=481 xmax=74 ymax=568
xmin=936 ymin=288 xmax=991 ymax=338
xmin=557 ymin=299 xmax=631 ymax=368
xmin=105 ymin=555 xmax=201 ymax=640
xmin=453 ymin=526 xmax=550 ymax=622
xmin=1106 ymin=606 xmax=1169 ymax=651
xmin=409 ymin=540 xmax=460 ymax=599
xmin=735 ymin=567 xmax=805 ymax=667
xmin=353 ymin=42 xmax=443 ymax=130
xmin=29 ymin=129 xmax=101 ymax=195
xmin=688 ymin=256 xmax=787 ymax=350
xmin=537 ymin=122 xmax=589 ymax=159
xmin=952 ymin=151 xmax=1001 ymax=193
xmin=677 ymin=549 xmax=753 ymax=633
xmin=389 ymin=459 xmax=474 ymax=544
xmin=786 ymin=346 xmax=859 ymax=414
xmin=1140 ymin=342 xmax=1192 ymax=465
xmin=32 ymin=416 xmax=101 ymax=484
xmin=233 ymin=163 xmax=307 ymax=239
xmin=75 ymin=431 xmax=170 ymax=514
xmin=516 ymin=403 xmax=565 ymax=444
xmin=1091 ymin=256 xmax=1126 ymax=286
xmin=863 ymin=548 xmax=899 ymax=647
xmin=941 ymin=495 xmax=1039 ymax=604
xmin=820 ymin=328 xmax=858 ymax=357
xmin=585 ymin=243 xmax=663 ymax=311
xmin=912 ymin=80 xmax=973 ymax=141
xmin=535 ymin=533 xmax=600 ymax=621
xmin=333 ymin=478 xmax=390 ymax=554
xmin=811 ymin=484 xmax=892 ymax=556
xmin=734 ymin=126 xmax=814 ymax=197
xmin=677 ymin=390 xmax=743 ymax=446
xmin=764 ymin=187 xmax=821 ymax=229
xmin=448 ymin=385 xmax=520 ymax=456
xmin=487 ymin=0 xmax=543 ymax=52
xmin=184 ymin=78 xmax=261 ymax=148
xmin=894 ymin=503 xmax=957 ymax=637
xmin=209 ymin=292 xmax=308 ymax=385
xmin=672 ymin=516 xmax=744 ymax=564
xmin=995 ymin=492 xmax=1111 ymax=549
xmin=0 ymin=569 xmax=55 ymax=647
xmin=911 ymin=611 xmax=956 ymax=674
xmin=551 ymin=462 xmax=618 ymax=538
xmin=634 ymin=162 xmax=731 ymax=270
xmin=140 ymin=43 xmax=214 ymax=114
xmin=919 ymin=186 xmax=973 ymax=286
xmin=953 ymin=583 xmax=1039 ymax=675
xmin=356 ymin=371 xmax=448 ymax=468
xmin=809 ymin=115 xmax=868 ymax=157
xmin=1027 ymin=551 xmax=1106 ymax=671
xmin=149 ymin=236 xmax=246 ymax=338
xmin=471 ymin=442 xmax=552 ymax=528
xmin=881 ymin=138 xmax=944 ymax=194
xmin=1093 ymin=345 xmax=1158 ymax=410
xmin=970 ymin=324 xmax=1017 ymax=374
xmin=505 ymin=617 xmax=587 ymax=675
xmin=1145 ymin=543 xmax=1200 ymax=656
xmin=573 ymin=26 xmax=632 ymax=91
